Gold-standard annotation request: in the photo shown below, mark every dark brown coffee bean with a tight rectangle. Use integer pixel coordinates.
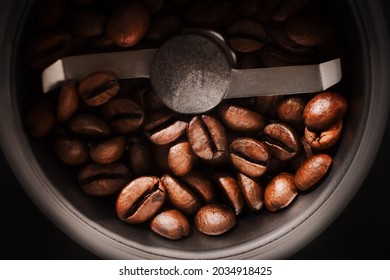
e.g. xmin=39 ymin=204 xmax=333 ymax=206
xmin=67 ymin=8 xmax=106 ymax=38
xmin=295 ymin=154 xmax=332 ymax=191
xmin=218 ymin=103 xmax=266 ymax=134
xmin=304 ymin=120 xmax=343 ymax=150
xmin=285 ymin=14 xmax=337 ymax=47
xmin=27 ymin=31 xmax=74 ymax=70
xmin=68 ymin=114 xmax=111 ymax=138
xmin=235 ymin=0 xmax=263 ymax=18
xmin=263 ymin=122 xmax=300 ymax=161
xmin=195 ymin=204 xmax=237 ymax=236
xmin=303 ymin=92 xmax=348 ymax=131
xmin=226 ymin=19 xmax=267 ymax=53
xmin=144 ymin=10 xmax=182 ymax=44
xmin=101 ymin=98 xmax=144 ymax=134
xmin=264 ymin=172 xmax=297 ymax=212
xmin=106 ymin=1 xmax=151 ymax=47
xmin=25 ymin=99 xmax=56 ymax=138
xmin=237 ymin=173 xmax=264 ymax=212
xmin=89 ymin=136 xmax=127 ymax=165
xmin=36 ymin=0 xmax=66 ymax=29
xmin=185 ymin=0 xmax=235 ymax=28
xmin=276 ymin=96 xmax=306 ymax=130
xmin=214 ymin=172 xmax=245 ymax=215
xmin=181 ymin=170 xmax=215 ymax=204
xmin=57 ymin=80 xmax=79 ymax=123
xmin=270 ymin=0 xmax=309 ymax=22
xmin=116 ymin=176 xmax=165 ymax=223
xmin=230 ymin=138 xmax=270 ymax=178
xmin=161 ymin=174 xmax=201 ymax=215
xmin=78 ymin=71 xmax=120 ymax=107
xmin=79 ymin=162 xmax=130 ymax=196
xmin=187 ymin=115 xmax=228 ymax=161
xmin=142 ymin=0 xmax=166 ymax=14
xmin=128 ymin=137 xmax=152 ymax=177
xmin=54 ymin=137 xmax=89 ymax=165
xmin=255 ymin=95 xmax=281 ymax=119
xmin=259 ymin=45 xmax=315 ymax=67
xmin=144 ymin=109 xmax=188 ymax=145
xmin=168 ymin=141 xmax=197 ymax=176
xmin=268 ymin=26 xmax=313 ymax=55
xmin=150 ymin=209 xmax=191 ymax=240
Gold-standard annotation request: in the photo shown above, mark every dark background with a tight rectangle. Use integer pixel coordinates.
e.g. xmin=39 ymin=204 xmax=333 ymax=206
xmin=1 ymin=2 xmax=390 ymax=260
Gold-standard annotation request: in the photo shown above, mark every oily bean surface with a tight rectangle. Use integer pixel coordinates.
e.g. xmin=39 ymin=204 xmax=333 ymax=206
xmin=264 ymin=172 xmax=298 ymax=212
xmin=195 ymin=204 xmax=237 ymax=236
xmin=150 ymin=209 xmax=191 ymax=240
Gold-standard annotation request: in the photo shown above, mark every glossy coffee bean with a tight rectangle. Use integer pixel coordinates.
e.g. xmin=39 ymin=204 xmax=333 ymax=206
xmin=185 ymin=0 xmax=234 ymax=28
xmin=78 ymin=162 xmax=130 ymax=196
xmin=270 ymin=0 xmax=309 ymax=22
xmin=181 ymin=170 xmax=215 ymax=204
xmin=128 ymin=137 xmax=152 ymax=177
xmin=195 ymin=204 xmax=237 ymax=236
xmin=230 ymin=138 xmax=270 ymax=178
xmin=237 ymin=173 xmax=264 ymax=212
xmin=304 ymin=120 xmax=343 ymax=150
xmin=295 ymin=154 xmax=333 ymax=191
xmin=263 ymin=122 xmax=300 ymax=161
xmin=161 ymin=174 xmax=201 ymax=215
xmin=54 ymin=137 xmax=89 ymax=165
xmin=116 ymin=176 xmax=165 ymax=223
xmin=144 ymin=109 xmax=188 ymax=145
xmin=255 ymin=95 xmax=281 ymax=119
xmin=268 ymin=26 xmax=313 ymax=55
xmin=285 ymin=14 xmax=337 ymax=47
xmin=57 ymin=80 xmax=79 ymax=123
xmin=264 ymin=172 xmax=297 ymax=212
xmin=101 ymin=98 xmax=144 ymax=134
xmin=144 ymin=10 xmax=182 ymax=44
xmin=106 ymin=1 xmax=151 ymax=47
xmin=187 ymin=115 xmax=228 ymax=161
xmin=168 ymin=141 xmax=197 ymax=176
xmin=276 ymin=96 xmax=306 ymax=130
xmin=214 ymin=172 xmax=245 ymax=215
xmin=25 ymin=99 xmax=56 ymax=138
xmin=78 ymin=71 xmax=120 ymax=107
xmin=218 ymin=103 xmax=265 ymax=134
xmin=303 ymin=92 xmax=348 ymax=131
xmin=150 ymin=209 xmax=191 ymax=240
xmin=89 ymin=136 xmax=127 ymax=165
xmin=68 ymin=114 xmax=111 ymax=138
xmin=226 ymin=19 xmax=267 ymax=53
xmin=67 ymin=8 xmax=106 ymax=38
xmin=235 ymin=0 xmax=263 ymax=18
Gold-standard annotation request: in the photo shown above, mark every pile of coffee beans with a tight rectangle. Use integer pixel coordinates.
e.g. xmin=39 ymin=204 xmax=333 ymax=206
xmin=24 ymin=0 xmax=348 ymax=240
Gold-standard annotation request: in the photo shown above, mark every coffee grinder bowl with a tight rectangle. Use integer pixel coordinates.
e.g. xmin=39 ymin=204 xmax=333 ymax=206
xmin=0 ymin=0 xmax=389 ymax=259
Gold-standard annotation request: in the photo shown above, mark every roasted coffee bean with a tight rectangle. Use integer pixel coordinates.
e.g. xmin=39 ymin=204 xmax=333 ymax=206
xmin=143 ymin=0 xmax=166 ymax=14
xmin=128 ymin=137 xmax=152 ymax=177
xmin=78 ymin=71 xmax=120 ymax=107
xmin=304 ymin=120 xmax=343 ymax=150
xmin=303 ymin=92 xmax=348 ymax=131
xmin=254 ymin=95 xmax=281 ymax=119
xmin=226 ymin=19 xmax=267 ymax=53
xmin=57 ymin=80 xmax=79 ymax=123
xmin=270 ymin=0 xmax=309 ymax=22
xmin=36 ymin=0 xmax=66 ymax=29
xmin=150 ymin=209 xmax=191 ymax=240
xmin=144 ymin=109 xmax=188 ymax=145
xmin=264 ymin=172 xmax=297 ymax=212
xmin=185 ymin=0 xmax=235 ymax=28
xmin=101 ymin=98 xmax=144 ymax=134
xmin=295 ymin=154 xmax=333 ymax=191
xmin=161 ymin=174 xmax=201 ymax=215
xmin=237 ymin=173 xmax=264 ymax=212
xmin=263 ymin=122 xmax=300 ymax=161
xmin=106 ymin=1 xmax=151 ymax=47
xmin=218 ymin=103 xmax=266 ymax=134
xmin=214 ymin=172 xmax=245 ymax=215
xmin=67 ymin=8 xmax=106 ymax=38
xmin=230 ymin=138 xmax=270 ymax=178
xmin=168 ymin=141 xmax=197 ymax=176
xmin=235 ymin=0 xmax=263 ymax=18
xmin=276 ymin=96 xmax=306 ymax=130
xmin=285 ymin=14 xmax=337 ymax=47
xmin=54 ymin=137 xmax=89 ymax=165
xmin=187 ymin=115 xmax=228 ymax=161
xmin=79 ymin=162 xmax=130 ymax=196
xmin=268 ymin=26 xmax=313 ymax=55
xmin=25 ymin=99 xmax=56 ymax=138
xmin=89 ymin=136 xmax=127 ymax=165
xmin=116 ymin=176 xmax=165 ymax=223
xmin=144 ymin=10 xmax=182 ymax=44
xmin=68 ymin=114 xmax=111 ymax=138
xmin=259 ymin=45 xmax=315 ymax=67
xmin=181 ymin=170 xmax=215 ymax=203
xmin=26 ymin=31 xmax=74 ymax=69
xmin=195 ymin=204 xmax=237 ymax=236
